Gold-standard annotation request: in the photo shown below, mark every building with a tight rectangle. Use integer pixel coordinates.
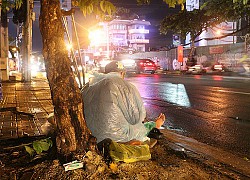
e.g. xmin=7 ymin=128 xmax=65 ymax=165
xmin=185 ymin=0 xmax=237 ymax=47
xmin=127 ymin=19 xmax=150 ymax=52
xmin=88 ymin=18 xmax=150 ymax=59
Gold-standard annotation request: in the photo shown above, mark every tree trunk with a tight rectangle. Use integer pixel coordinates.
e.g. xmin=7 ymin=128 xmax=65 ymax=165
xmin=39 ymin=0 xmax=94 ymax=158
xmin=187 ymin=38 xmax=196 ymax=67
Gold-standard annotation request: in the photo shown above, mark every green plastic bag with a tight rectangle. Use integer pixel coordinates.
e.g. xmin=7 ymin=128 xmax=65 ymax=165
xmin=144 ymin=121 xmax=156 ymax=135
xmin=109 ymin=141 xmax=151 ymax=163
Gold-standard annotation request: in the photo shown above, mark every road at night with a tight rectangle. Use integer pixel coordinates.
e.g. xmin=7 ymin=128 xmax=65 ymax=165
xmin=126 ymin=73 xmax=250 ymax=158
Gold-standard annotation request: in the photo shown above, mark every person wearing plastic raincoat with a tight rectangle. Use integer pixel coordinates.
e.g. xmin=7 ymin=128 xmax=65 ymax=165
xmin=81 ymin=61 xmax=165 ymax=145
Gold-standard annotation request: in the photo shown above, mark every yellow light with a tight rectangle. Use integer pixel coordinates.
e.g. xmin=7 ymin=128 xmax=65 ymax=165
xmin=30 ymin=55 xmax=35 ymax=63
xmin=216 ymin=30 xmax=221 ymax=35
xmin=66 ymin=43 xmax=72 ymax=51
xmin=88 ymin=29 xmax=105 ymax=46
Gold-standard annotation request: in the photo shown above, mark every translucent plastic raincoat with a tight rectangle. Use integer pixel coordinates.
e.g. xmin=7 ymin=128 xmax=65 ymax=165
xmin=82 ymin=73 xmax=148 ymax=143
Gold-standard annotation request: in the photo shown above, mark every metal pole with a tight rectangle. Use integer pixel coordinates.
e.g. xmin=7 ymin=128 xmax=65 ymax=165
xmin=71 ymin=13 xmax=85 ymax=85
xmin=106 ymin=24 xmax=110 ymax=59
xmin=62 ymin=16 xmax=83 ymax=89
xmin=233 ymin=21 xmax=235 ymax=44
xmin=16 ymin=25 xmax=20 ymax=72
xmin=245 ymin=34 xmax=250 ymax=53
xmin=22 ymin=0 xmax=33 ymax=81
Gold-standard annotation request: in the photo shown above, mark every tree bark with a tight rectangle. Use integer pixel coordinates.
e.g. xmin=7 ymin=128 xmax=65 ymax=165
xmin=187 ymin=37 xmax=196 ymax=67
xmin=39 ymin=0 xmax=93 ymax=157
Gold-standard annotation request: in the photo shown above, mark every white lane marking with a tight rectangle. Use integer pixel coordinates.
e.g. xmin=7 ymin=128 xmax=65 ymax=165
xmin=217 ymin=89 xmax=250 ymax=95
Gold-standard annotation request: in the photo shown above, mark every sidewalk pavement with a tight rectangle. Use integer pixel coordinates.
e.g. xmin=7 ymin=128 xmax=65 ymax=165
xmin=0 ymin=77 xmax=249 ymax=178
xmin=0 ymin=79 xmax=53 ymax=139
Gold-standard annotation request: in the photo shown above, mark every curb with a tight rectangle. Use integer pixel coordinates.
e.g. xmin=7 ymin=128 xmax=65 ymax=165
xmin=161 ymin=129 xmax=250 ymax=178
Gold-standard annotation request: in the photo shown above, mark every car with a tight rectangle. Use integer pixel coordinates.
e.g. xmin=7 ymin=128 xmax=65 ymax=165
xmin=212 ymin=64 xmax=225 ymax=72
xmin=120 ymin=59 xmax=157 ymax=74
xmin=120 ymin=59 xmax=137 ymax=73
xmin=186 ymin=65 xmax=206 ymax=74
xmin=136 ymin=59 xmax=158 ymax=74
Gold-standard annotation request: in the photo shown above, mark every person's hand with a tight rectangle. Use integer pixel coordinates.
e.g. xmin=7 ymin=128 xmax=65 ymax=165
xmin=155 ymin=113 xmax=166 ymax=129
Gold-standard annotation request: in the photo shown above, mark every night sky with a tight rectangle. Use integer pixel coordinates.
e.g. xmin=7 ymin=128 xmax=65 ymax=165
xmin=111 ymin=0 xmax=180 ymax=49
xmin=8 ymin=0 xmax=180 ymax=53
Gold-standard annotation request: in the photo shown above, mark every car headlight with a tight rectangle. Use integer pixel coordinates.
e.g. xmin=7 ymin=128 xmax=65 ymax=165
xmin=121 ymin=59 xmax=136 ymax=66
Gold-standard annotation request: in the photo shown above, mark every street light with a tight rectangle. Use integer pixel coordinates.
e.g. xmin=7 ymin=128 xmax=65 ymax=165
xmin=89 ymin=26 xmax=110 ymax=59
xmin=216 ymin=30 xmax=221 ymax=35
xmin=66 ymin=43 xmax=72 ymax=51
xmin=88 ymin=29 xmax=105 ymax=46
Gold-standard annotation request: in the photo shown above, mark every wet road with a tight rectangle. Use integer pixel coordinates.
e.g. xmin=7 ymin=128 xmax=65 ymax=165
xmin=125 ymin=74 xmax=250 ymax=158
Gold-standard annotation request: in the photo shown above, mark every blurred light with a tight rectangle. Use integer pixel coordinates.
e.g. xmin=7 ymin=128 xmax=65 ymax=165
xmin=66 ymin=43 xmax=72 ymax=51
xmin=99 ymin=60 xmax=111 ymax=67
xmin=216 ymin=30 xmax=221 ymax=35
xmin=94 ymin=52 xmax=101 ymax=56
xmin=214 ymin=65 xmax=223 ymax=71
xmin=121 ymin=59 xmax=135 ymax=66
xmin=194 ymin=75 xmax=201 ymax=79
xmin=85 ymin=56 xmax=90 ymax=62
xmin=212 ymin=76 xmax=223 ymax=81
xmin=30 ymin=55 xmax=35 ymax=63
xmin=12 ymin=47 xmax=17 ymax=51
xmin=89 ymin=29 xmax=106 ymax=46
xmin=78 ymin=66 xmax=82 ymax=71
xmin=31 ymin=64 xmax=39 ymax=77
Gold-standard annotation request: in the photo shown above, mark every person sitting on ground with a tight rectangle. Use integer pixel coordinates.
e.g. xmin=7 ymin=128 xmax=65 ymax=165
xmin=81 ymin=60 xmax=165 ymax=146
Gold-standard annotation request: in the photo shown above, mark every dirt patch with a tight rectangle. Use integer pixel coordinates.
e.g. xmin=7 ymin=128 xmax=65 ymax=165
xmin=0 ymin=137 xmax=233 ymax=180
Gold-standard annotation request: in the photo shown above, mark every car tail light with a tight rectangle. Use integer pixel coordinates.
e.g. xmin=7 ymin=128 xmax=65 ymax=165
xmin=139 ymin=62 xmax=144 ymax=66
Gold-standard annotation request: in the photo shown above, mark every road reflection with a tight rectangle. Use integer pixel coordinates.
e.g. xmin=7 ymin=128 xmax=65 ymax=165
xmin=132 ymin=80 xmax=191 ymax=107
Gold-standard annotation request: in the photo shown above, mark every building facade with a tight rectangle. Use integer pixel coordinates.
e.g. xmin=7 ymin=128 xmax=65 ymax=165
xmin=126 ymin=19 xmax=150 ymax=52
xmin=88 ymin=18 xmax=150 ymax=59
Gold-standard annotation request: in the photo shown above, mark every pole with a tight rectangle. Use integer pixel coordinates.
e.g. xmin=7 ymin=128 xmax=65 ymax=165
xmin=106 ymin=24 xmax=110 ymax=59
xmin=245 ymin=34 xmax=250 ymax=53
xmin=62 ymin=15 xmax=82 ymax=89
xmin=22 ymin=0 xmax=33 ymax=81
xmin=16 ymin=25 xmax=20 ymax=71
xmin=0 ymin=1 xmax=9 ymax=81
xmin=71 ymin=12 xmax=85 ymax=85
xmin=232 ymin=21 xmax=235 ymax=44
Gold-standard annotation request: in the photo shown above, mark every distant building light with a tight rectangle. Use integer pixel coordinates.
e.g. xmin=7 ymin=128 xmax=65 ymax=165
xmin=216 ymin=30 xmax=221 ymax=35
